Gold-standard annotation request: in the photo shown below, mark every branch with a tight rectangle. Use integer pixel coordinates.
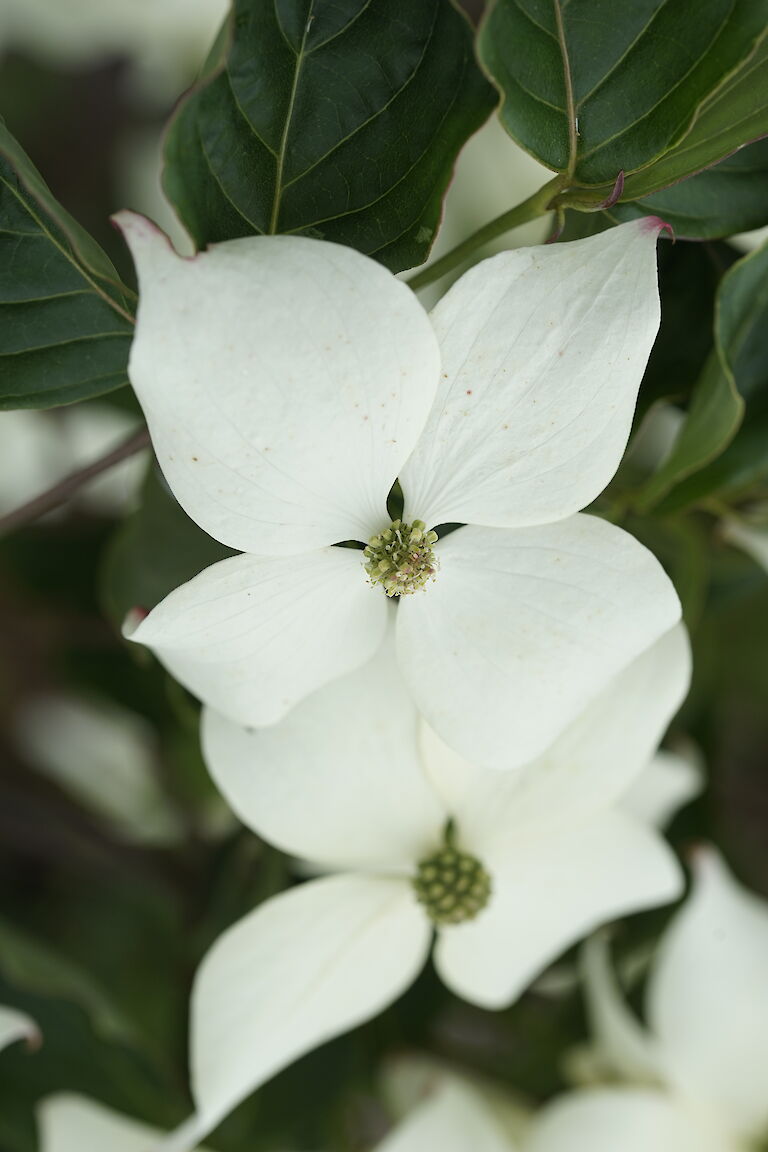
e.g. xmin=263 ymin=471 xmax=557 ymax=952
xmin=406 ymin=175 xmax=565 ymax=293
xmin=0 ymin=424 xmax=151 ymax=538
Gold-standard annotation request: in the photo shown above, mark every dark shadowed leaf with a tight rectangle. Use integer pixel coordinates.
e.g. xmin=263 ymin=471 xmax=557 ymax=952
xmin=101 ymin=466 xmax=234 ymax=627
xmin=639 ymin=240 xmax=768 ymax=507
xmin=598 ymin=139 xmax=768 ymax=240
xmin=0 ymin=121 xmax=135 ymax=410
xmin=0 ymin=919 xmax=137 ymax=1048
xmin=163 ymin=0 xmax=497 ymax=271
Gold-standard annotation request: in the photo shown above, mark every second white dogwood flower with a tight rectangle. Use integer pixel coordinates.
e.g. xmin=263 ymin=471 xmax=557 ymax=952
xmin=154 ymin=623 xmax=689 ymax=1150
xmin=528 ymin=850 xmax=768 ymax=1152
xmin=117 ymin=214 xmax=679 ymax=768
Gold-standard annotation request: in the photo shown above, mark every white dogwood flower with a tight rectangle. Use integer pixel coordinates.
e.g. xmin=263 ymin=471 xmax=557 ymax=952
xmin=526 ymin=848 xmax=768 ymax=1152
xmin=116 ymin=212 xmax=679 ymax=769
xmin=153 ymin=623 xmax=688 ymax=1150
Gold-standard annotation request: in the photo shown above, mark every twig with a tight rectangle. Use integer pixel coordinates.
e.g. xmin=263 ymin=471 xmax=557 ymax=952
xmin=0 ymin=424 xmax=151 ymax=537
xmin=407 ymin=174 xmax=565 ymax=292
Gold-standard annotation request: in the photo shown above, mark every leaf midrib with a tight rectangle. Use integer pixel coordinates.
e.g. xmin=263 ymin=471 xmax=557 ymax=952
xmin=269 ymin=0 xmax=315 ymax=234
xmin=1 ymin=174 xmax=134 ymax=325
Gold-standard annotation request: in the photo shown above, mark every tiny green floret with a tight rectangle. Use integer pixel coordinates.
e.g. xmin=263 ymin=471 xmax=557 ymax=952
xmin=413 ymin=825 xmax=492 ymax=927
xmin=363 ymin=519 xmax=438 ymax=597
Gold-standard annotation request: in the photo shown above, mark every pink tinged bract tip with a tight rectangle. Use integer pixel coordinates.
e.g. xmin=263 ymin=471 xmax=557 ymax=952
xmin=642 ymin=215 xmax=675 ymax=241
xmin=123 ymin=606 xmax=150 ymax=638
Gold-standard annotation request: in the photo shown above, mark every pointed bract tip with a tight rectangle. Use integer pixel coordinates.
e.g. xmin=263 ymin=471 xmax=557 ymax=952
xmin=684 ymin=840 xmax=720 ymax=881
xmin=111 ymin=211 xmax=177 ymax=264
xmin=642 ymin=215 xmax=675 ymax=242
xmin=123 ymin=605 xmax=150 ymax=640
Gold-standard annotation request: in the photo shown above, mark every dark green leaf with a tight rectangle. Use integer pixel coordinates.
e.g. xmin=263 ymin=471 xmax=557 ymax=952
xmin=163 ymin=0 xmax=496 ymax=270
xmin=638 ymin=240 xmax=731 ymax=420
xmin=101 ymin=466 xmax=234 ymax=627
xmin=601 ymin=138 xmax=768 ymax=240
xmin=0 ymin=919 xmax=137 ymax=1048
xmin=655 ymin=413 xmax=768 ymax=512
xmin=639 ymin=239 xmax=768 ymax=507
xmin=717 ymin=236 xmax=768 ymax=411
xmin=637 ymin=353 xmax=743 ymax=508
xmin=479 ymin=0 xmax=768 ymax=200
xmin=0 ymin=121 xmax=135 ymax=409
xmin=618 ymin=31 xmax=768 ymax=200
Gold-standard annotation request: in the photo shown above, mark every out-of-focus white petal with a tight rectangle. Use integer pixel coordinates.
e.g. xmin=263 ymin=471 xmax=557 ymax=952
xmin=126 ymin=548 xmax=386 ymax=728
xmin=578 ymin=934 xmax=662 ymax=1085
xmin=422 ymin=625 xmax=690 ymax=851
xmin=15 ymin=694 xmax=182 ymax=845
xmin=167 ymin=876 xmax=430 ymax=1151
xmin=0 ymin=411 xmax=68 ymax=517
xmin=376 ymin=1080 xmax=515 ymax=1152
xmin=1 ymin=0 xmax=227 ymax=103
xmin=622 ymin=403 xmax=684 ymax=479
xmin=722 ymin=518 xmax=768 ymax=572
xmin=649 ymin=848 xmax=768 ymax=1139
xmin=398 ymin=516 xmax=681 ymax=770
xmin=401 ymin=220 xmax=664 ymax=530
xmin=434 ymin=811 xmax=681 ymax=1010
xmin=380 ymin=1055 xmax=531 ymax=1145
xmin=621 ymin=744 xmax=703 ymax=829
xmin=730 ymin=225 xmax=768 ymax=254
xmin=526 ymin=1089 xmax=734 ymax=1152
xmin=202 ymin=637 xmax=445 ymax=871
xmin=0 ymin=407 xmax=145 ymax=521
xmin=0 ymin=1005 xmax=39 ymax=1053
xmin=38 ymin=1094 xmax=212 ymax=1152
xmin=116 ymin=213 xmax=440 ymax=555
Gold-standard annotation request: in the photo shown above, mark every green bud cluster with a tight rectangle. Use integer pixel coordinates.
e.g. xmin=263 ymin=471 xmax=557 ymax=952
xmin=363 ymin=519 xmax=438 ymax=597
xmin=413 ymin=833 xmax=492 ymax=927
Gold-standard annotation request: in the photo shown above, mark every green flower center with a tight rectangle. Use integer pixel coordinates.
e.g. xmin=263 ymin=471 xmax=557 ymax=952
xmin=363 ymin=519 xmax=438 ymax=597
xmin=413 ymin=826 xmax=492 ymax=927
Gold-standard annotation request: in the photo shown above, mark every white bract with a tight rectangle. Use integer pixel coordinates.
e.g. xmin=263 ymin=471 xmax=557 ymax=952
xmin=38 ymin=1081 xmax=510 ymax=1152
xmin=15 ymin=694 xmax=184 ymax=846
xmin=117 ymin=213 xmax=679 ymax=770
xmin=526 ymin=849 xmax=768 ymax=1152
xmin=38 ymin=1096 xmax=214 ymax=1152
xmin=723 ymin=517 xmax=768 ymax=573
xmin=621 ymin=740 xmax=702 ymax=830
xmin=0 ymin=1005 xmax=39 ymax=1053
xmin=153 ymin=624 xmax=689 ymax=1150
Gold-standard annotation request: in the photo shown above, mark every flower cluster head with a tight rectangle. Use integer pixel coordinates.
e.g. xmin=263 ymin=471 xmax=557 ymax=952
xmin=364 ymin=519 xmax=439 ymax=597
xmin=116 ymin=210 xmax=680 ymax=772
xmin=413 ymin=822 xmax=492 ymax=925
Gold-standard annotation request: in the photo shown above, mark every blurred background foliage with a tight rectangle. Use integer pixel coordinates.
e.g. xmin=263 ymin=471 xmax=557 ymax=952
xmin=1 ymin=1 xmax=767 ymax=1150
